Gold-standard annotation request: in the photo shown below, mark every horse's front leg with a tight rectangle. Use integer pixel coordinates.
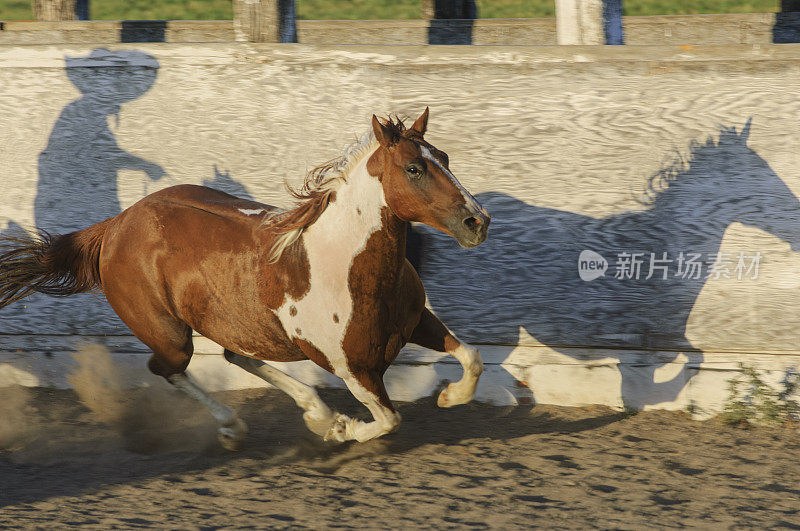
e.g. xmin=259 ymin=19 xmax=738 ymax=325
xmin=326 ymin=370 xmax=401 ymax=443
xmin=409 ymin=307 xmax=483 ymax=407
xmin=224 ymin=350 xmax=338 ymax=437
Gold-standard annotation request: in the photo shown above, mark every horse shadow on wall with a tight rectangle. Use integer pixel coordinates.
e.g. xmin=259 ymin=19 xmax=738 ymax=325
xmin=410 ymin=121 xmax=800 ymax=408
xmin=0 ymin=48 xmax=166 ymax=335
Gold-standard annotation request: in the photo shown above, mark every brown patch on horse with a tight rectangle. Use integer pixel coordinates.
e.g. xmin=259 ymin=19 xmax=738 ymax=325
xmin=152 ymin=183 xmax=276 ymax=221
xmin=259 ymin=235 xmax=311 ymax=307
xmin=96 ymin=185 xmax=312 ymax=371
xmin=409 ymin=307 xmax=460 ymax=353
xmin=341 ymin=207 xmax=426 ymax=408
xmin=293 ymin=338 xmax=334 ymax=374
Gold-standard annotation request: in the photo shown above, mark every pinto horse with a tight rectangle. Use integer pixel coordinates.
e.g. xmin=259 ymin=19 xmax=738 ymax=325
xmin=0 ymin=109 xmax=490 ymax=447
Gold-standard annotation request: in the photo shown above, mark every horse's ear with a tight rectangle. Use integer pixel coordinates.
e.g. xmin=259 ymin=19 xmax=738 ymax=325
xmin=741 ymin=117 xmax=752 ymax=143
xmin=372 ymin=115 xmax=396 ymax=147
xmin=410 ymin=107 xmax=429 ymax=136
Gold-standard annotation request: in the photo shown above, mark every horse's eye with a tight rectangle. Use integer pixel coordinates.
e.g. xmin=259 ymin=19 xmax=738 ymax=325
xmin=405 ymin=165 xmax=423 ymax=178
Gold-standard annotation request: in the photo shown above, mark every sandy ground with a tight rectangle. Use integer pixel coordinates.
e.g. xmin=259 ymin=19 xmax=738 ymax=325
xmin=1 ymin=381 xmax=800 ymax=529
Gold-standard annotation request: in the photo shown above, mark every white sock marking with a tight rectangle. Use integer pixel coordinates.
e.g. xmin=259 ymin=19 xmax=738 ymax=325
xmin=169 ymin=372 xmax=237 ymax=426
xmin=226 ymin=352 xmax=333 ymax=422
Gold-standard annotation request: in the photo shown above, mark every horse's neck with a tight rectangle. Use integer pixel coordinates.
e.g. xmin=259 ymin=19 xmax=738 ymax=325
xmin=650 ymin=177 xmax=731 ymax=253
xmin=303 ymin=153 xmax=405 ymax=282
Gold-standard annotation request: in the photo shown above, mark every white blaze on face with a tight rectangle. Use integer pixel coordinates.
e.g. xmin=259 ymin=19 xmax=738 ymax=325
xmin=274 ymin=146 xmax=386 ymax=379
xmin=418 ymin=145 xmax=482 ymax=213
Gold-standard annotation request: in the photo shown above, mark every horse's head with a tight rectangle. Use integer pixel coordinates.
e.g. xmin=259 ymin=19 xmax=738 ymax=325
xmin=714 ymin=120 xmax=800 ymax=252
xmin=648 ymin=119 xmax=800 ymax=252
xmin=367 ymin=108 xmax=490 ymax=248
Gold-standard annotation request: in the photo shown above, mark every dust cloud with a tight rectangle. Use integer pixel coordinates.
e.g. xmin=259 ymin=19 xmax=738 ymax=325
xmin=0 ymin=385 xmax=39 ymax=452
xmin=66 ymin=344 xmax=218 ymax=453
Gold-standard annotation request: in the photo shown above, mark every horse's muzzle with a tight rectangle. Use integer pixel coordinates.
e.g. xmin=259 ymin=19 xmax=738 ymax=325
xmin=451 ymin=206 xmax=490 ymax=248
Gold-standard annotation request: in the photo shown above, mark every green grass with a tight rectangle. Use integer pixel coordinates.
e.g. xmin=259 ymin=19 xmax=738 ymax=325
xmin=622 ymin=0 xmax=778 ymax=16
xmin=0 ymin=0 xmax=781 ymax=22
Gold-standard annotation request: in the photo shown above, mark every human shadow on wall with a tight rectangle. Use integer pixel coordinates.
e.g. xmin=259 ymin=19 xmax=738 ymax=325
xmin=35 ymin=48 xmax=164 ymax=232
xmin=409 ymin=121 xmax=800 ymax=408
xmin=0 ymin=48 xmax=165 ymax=335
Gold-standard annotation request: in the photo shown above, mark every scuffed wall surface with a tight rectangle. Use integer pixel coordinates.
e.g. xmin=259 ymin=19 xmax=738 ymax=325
xmin=1 ymin=44 xmax=800 ymax=409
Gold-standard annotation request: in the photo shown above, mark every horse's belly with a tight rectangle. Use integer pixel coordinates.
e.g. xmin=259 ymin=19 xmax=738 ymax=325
xmin=183 ymin=293 xmax=307 ymax=362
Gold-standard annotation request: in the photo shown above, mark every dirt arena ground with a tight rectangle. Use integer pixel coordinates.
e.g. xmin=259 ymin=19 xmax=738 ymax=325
xmin=2 ymin=380 xmax=800 ymax=529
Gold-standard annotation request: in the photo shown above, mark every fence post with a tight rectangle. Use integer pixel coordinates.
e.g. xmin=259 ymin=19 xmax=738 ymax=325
xmin=603 ymin=0 xmax=624 ymax=45
xmin=33 ymin=0 xmax=77 ymax=21
xmin=75 ymin=0 xmax=89 ymax=20
xmin=556 ymin=0 xmax=624 ymax=45
xmin=422 ymin=0 xmax=477 ymax=44
xmin=233 ymin=0 xmax=296 ymax=43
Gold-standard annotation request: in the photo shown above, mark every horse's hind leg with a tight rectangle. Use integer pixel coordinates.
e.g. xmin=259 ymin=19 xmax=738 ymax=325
xmin=226 ymin=350 xmax=397 ymax=442
xmin=137 ymin=322 xmax=247 ymax=450
xmin=167 ymin=373 xmax=247 ymax=450
xmin=409 ymin=307 xmax=483 ymax=407
xmin=224 ymin=350 xmax=337 ymax=437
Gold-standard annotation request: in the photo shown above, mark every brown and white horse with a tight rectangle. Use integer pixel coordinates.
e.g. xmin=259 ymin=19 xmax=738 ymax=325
xmin=0 ymin=109 xmax=490 ymax=447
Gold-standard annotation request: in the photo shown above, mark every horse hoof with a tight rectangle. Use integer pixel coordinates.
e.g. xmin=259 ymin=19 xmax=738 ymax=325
xmin=218 ymin=418 xmax=248 ymax=451
xmin=437 ymin=382 xmax=470 ymax=408
xmin=323 ymin=414 xmax=351 ymax=443
xmin=437 ymin=388 xmax=452 ymax=408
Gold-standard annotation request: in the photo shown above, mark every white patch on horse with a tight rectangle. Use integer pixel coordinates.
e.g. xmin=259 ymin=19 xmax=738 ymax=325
xmin=238 ymin=208 xmax=265 ymax=216
xmin=264 ymin=131 xmax=377 ymax=263
xmin=274 ymin=142 xmax=398 ymax=440
xmin=419 ymin=145 xmax=482 ymax=212
xmin=276 ymin=144 xmax=383 ymax=377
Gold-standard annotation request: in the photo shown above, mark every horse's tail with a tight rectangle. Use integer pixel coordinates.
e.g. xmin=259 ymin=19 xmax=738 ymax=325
xmin=0 ymin=219 xmax=112 ymax=309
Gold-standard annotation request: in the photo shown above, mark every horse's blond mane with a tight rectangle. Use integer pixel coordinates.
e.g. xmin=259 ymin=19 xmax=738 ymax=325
xmin=263 ymin=127 xmax=380 ymax=262
xmin=263 ymin=116 xmax=416 ymax=262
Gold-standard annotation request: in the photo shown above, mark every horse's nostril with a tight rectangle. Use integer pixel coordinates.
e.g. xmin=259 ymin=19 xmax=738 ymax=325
xmin=463 ymin=216 xmax=481 ymax=231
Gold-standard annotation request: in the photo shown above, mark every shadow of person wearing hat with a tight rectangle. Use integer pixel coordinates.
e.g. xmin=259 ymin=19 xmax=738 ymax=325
xmin=3 ymin=48 xmax=168 ymax=337
xmin=35 ymin=48 xmax=165 ymax=234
